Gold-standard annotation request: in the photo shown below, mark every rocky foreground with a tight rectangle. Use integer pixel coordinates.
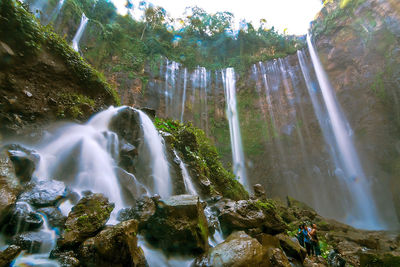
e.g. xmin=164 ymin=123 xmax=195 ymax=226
xmin=0 ymin=140 xmax=399 ymax=267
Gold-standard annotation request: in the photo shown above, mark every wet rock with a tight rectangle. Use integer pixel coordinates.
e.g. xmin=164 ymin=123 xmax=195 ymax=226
xmin=117 ymin=196 xmax=156 ymax=225
xmin=216 ymin=199 xmax=287 ymax=236
xmin=109 ymin=107 xmax=142 ymax=173
xmin=19 ymin=180 xmax=67 ymax=208
xmin=50 ymin=250 xmax=80 ymax=267
xmin=0 ymin=150 xmax=20 ymax=223
xmin=37 ymin=207 xmax=67 ymax=229
xmin=276 ymin=233 xmax=307 ymax=262
xmin=12 ymin=230 xmax=54 ymax=253
xmin=4 ymin=144 xmax=40 ymax=183
xmin=143 ymin=195 xmax=209 ymax=255
xmin=58 ymin=193 xmax=114 ymax=248
xmin=0 ymin=245 xmax=21 ymax=267
xmin=327 ymin=249 xmax=346 ymax=267
xmin=116 ymin=167 xmax=148 ymax=204
xmin=268 ymin=248 xmax=291 ymax=267
xmin=253 ymin=184 xmax=267 ymax=200
xmin=140 ymin=107 xmax=156 ymax=119
xmin=6 ymin=202 xmax=43 ymax=234
xmin=195 ymin=231 xmax=268 ymax=267
xmin=78 ymin=219 xmax=147 ymax=267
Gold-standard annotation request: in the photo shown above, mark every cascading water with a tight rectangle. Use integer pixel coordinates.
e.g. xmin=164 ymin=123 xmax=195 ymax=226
xmin=72 ymin=13 xmax=89 ymax=52
xmin=11 ymin=202 xmax=59 ymax=266
xmin=180 ymin=68 xmax=188 ymax=122
xmin=306 ymin=34 xmax=382 ymax=229
xmin=173 ymin=150 xmax=197 ymax=195
xmin=136 ymin=109 xmax=172 ymax=198
xmin=222 ymin=68 xmax=249 ymax=191
xmin=34 ymin=106 xmax=127 ymax=223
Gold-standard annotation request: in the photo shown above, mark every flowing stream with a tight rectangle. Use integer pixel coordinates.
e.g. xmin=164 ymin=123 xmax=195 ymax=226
xmin=72 ymin=13 xmax=89 ymax=52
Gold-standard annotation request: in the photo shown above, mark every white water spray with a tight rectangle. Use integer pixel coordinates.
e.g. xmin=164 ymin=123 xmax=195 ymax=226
xmin=34 ymin=107 xmax=126 ymax=222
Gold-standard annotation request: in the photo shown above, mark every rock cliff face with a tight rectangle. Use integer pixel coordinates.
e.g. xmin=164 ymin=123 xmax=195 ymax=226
xmin=311 ymin=0 xmax=400 ymax=225
xmin=117 ymin=0 xmax=400 ymax=228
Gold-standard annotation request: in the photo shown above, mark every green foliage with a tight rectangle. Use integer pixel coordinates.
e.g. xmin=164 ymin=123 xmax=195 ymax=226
xmin=0 ymin=0 xmax=120 ymax=107
xmin=0 ymin=0 xmax=45 ymax=55
xmin=154 ymin=118 xmax=249 ymax=200
xmin=312 ymin=0 xmax=367 ymax=38
xmin=39 ymin=0 xmax=304 ymax=83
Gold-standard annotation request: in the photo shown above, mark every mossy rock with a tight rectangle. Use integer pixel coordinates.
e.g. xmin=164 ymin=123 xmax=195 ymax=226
xmin=58 ymin=193 xmax=114 ymax=248
xmin=154 ymin=118 xmax=249 ymax=200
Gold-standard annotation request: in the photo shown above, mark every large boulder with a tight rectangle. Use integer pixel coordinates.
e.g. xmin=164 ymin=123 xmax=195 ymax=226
xmin=19 ymin=180 xmax=68 ymax=208
xmin=78 ymin=219 xmax=147 ymax=267
xmin=276 ymin=233 xmax=307 ymax=262
xmin=0 ymin=245 xmax=21 ymax=267
xmin=143 ymin=195 xmax=209 ymax=255
xmin=195 ymin=231 xmax=269 ymax=267
xmin=58 ymin=193 xmax=114 ymax=248
xmin=216 ymin=199 xmax=287 ymax=236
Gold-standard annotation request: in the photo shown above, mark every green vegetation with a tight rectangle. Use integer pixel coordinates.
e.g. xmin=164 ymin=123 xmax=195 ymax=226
xmin=154 ymin=118 xmax=249 ymax=200
xmin=0 ymin=0 xmax=120 ymax=105
xmin=29 ymin=0 xmax=304 ymax=84
xmin=312 ymin=0 xmax=367 ymax=38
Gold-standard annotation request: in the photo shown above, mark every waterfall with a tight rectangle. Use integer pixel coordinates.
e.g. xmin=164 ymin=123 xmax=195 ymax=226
xmin=72 ymin=13 xmax=89 ymax=52
xmin=222 ymin=68 xmax=249 ymax=191
xmin=180 ymin=68 xmax=188 ymax=122
xmin=173 ymin=150 xmax=197 ymax=195
xmin=136 ymin=110 xmax=172 ymax=198
xmin=34 ymin=106 xmax=126 ymax=223
xmin=305 ymin=35 xmax=382 ymax=229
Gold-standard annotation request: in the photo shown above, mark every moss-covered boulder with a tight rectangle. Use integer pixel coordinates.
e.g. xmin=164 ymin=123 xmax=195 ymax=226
xmin=58 ymin=193 xmax=114 ymax=248
xmin=142 ymin=195 xmax=209 ymax=255
xmin=216 ymin=199 xmax=287 ymax=236
xmin=154 ymin=119 xmax=249 ymax=200
xmin=78 ymin=219 xmax=147 ymax=267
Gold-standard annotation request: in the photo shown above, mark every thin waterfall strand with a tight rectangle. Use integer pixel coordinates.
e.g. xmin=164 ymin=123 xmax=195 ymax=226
xmin=72 ymin=13 xmax=89 ymax=52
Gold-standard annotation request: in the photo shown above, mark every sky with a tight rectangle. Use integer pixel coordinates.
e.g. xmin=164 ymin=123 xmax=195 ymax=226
xmin=111 ymin=0 xmax=323 ymax=35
